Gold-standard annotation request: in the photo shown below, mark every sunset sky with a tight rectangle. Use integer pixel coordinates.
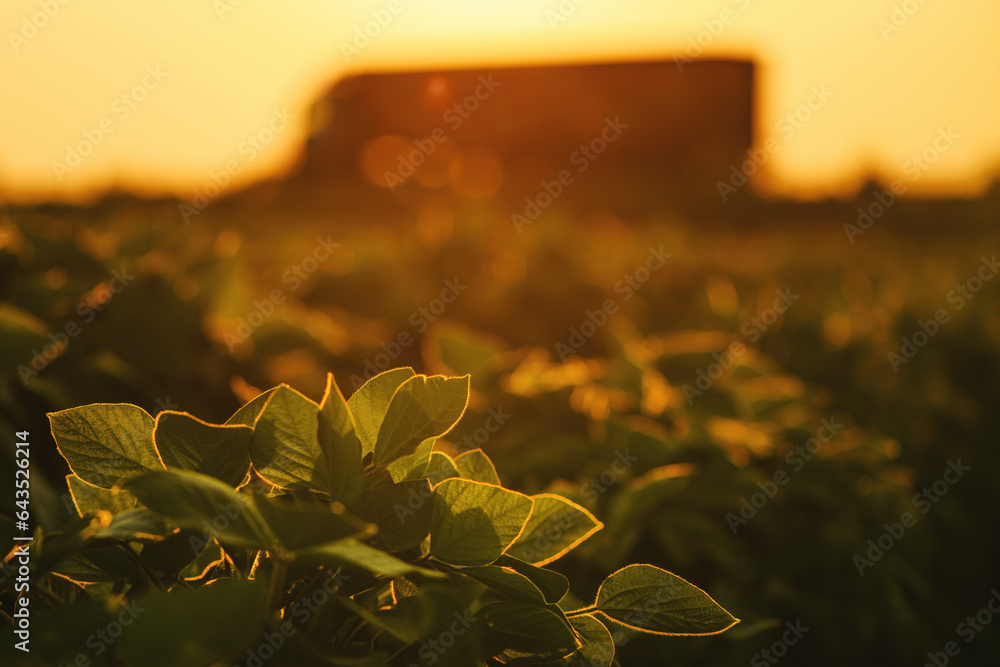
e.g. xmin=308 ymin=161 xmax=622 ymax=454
xmin=1 ymin=0 xmax=998 ymax=204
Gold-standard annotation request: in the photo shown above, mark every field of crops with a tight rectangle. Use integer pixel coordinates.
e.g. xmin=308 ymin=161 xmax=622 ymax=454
xmin=2 ymin=188 xmax=999 ymax=665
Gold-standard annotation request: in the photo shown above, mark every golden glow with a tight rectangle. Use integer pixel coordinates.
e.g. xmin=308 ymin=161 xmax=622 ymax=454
xmin=1 ymin=0 xmax=998 ymax=203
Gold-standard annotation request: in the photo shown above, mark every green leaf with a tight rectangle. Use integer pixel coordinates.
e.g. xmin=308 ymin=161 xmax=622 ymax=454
xmin=119 ymin=580 xmax=268 ymax=667
xmin=506 ymin=494 xmax=603 ymax=566
xmin=124 ymin=470 xmax=275 ymax=548
xmin=347 ymin=367 xmax=416 ymax=456
xmin=225 ymin=387 xmax=278 ymax=426
xmin=293 ymin=538 xmax=444 ymax=579
xmin=248 ymin=385 xmax=329 ymax=492
xmin=387 ymin=436 xmax=435 ymax=483
xmin=318 ymin=372 xmax=366 ymax=505
xmin=94 ymin=508 xmax=172 ymax=540
xmin=454 ymin=448 xmax=501 ymax=485
xmin=139 ymin=529 xmax=221 ymax=576
xmin=51 ymin=544 xmax=143 ymax=584
xmin=49 ymin=404 xmax=163 ymax=488
xmin=153 ymin=411 xmax=252 ymax=487
xmin=425 ymin=451 xmax=460 ymax=485
xmin=252 ymin=494 xmax=374 ymax=551
xmin=66 ymin=474 xmax=137 ymax=515
xmin=373 ymin=374 xmax=470 ymax=467
xmin=494 ymin=555 xmax=570 ymax=605
xmin=478 ymin=600 xmax=579 ymax=662
xmin=330 ymin=594 xmax=421 ymax=643
xmin=349 ymin=478 xmax=434 ymax=552
xmin=455 ymin=564 xmax=548 ymax=605
xmin=430 ymin=479 xmax=533 ymax=566
xmin=594 ymin=564 xmax=739 ymax=636
xmin=551 ymin=614 xmax=615 ymax=667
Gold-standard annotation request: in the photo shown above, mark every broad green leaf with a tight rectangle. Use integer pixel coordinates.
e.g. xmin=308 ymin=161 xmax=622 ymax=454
xmin=350 ymin=478 xmax=434 ymax=552
xmin=495 ymin=555 xmax=570 ymax=605
xmin=225 ymin=387 xmax=278 ymax=426
xmin=454 ymin=448 xmax=501 ymax=485
xmin=373 ymin=374 xmax=470 ymax=467
xmin=425 ymin=451 xmax=460 ymax=485
xmin=478 ymin=600 xmax=579 ymax=662
xmin=252 ymin=494 xmax=375 ymax=551
xmin=430 ymin=479 xmax=532 ymax=566
xmin=594 ymin=564 xmax=739 ymax=636
xmin=49 ymin=404 xmax=163 ymax=488
xmin=293 ymin=538 xmax=444 ymax=578
xmin=456 ymin=565 xmax=548 ymax=605
xmin=51 ymin=544 xmax=143 ymax=584
xmin=124 ymin=470 xmax=275 ymax=548
xmin=95 ymin=508 xmax=171 ymax=540
xmin=551 ymin=615 xmax=615 ymax=667
xmin=119 ymin=580 xmax=268 ymax=667
xmin=2 ymin=596 xmax=116 ymax=661
xmin=248 ymin=385 xmax=329 ymax=492
xmin=390 ymin=586 xmax=486 ymax=666
xmin=139 ymin=529 xmax=220 ymax=576
xmin=66 ymin=474 xmax=137 ymax=515
xmin=180 ymin=540 xmax=225 ymax=580
xmin=33 ymin=514 xmax=115 ymax=576
xmin=153 ymin=411 xmax=252 ymax=487
xmin=507 ymin=494 xmax=603 ymax=566
xmin=330 ymin=594 xmax=421 ymax=643
xmin=318 ymin=372 xmax=366 ymax=505
xmin=347 ymin=367 xmax=416 ymax=456
xmin=387 ymin=436 xmax=435 ymax=483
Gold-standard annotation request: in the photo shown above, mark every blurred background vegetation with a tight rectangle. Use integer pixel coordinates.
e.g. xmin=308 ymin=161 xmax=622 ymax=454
xmin=3 ymin=184 xmax=999 ymax=663
xmin=3 ymin=1 xmax=1000 ymax=663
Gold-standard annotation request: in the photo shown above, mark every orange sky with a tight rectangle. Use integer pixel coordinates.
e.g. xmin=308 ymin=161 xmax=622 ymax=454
xmin=1 ymin=0 xmax=998 ymax=204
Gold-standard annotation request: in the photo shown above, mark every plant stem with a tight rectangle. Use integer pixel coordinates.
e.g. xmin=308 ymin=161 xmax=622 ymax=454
xmin=565 ymin=605 xmax=597 ymax=618
xmin=266 ymin=554 xmax=288 ymax=613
